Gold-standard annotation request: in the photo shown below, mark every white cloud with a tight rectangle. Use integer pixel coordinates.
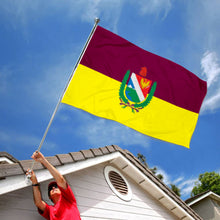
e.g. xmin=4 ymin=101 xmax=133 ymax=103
xmin=0 ymin=0 xmax=172 ymax=31
xmin=0 ymin=0 xmax=34 ymax=27
xmin=153 ymin=167 xmax=220 ymax=199
xmin=200 ymin=51 xmax=220 ymax=113
xmin=77 ymin=0 xmax=123 ymax=25
xmin=0 ymin=129 xmax=57 ymax=151
xmin=73 ymin=114 xmax=151 ymax=148
xmin=186 ymin=1 xmax=220 ymax=49
xmin=154 ymin=167 xmax=171 ymax=185
xmin=136 ymin=0 xmax=172 ymax=19
xmin=178 ymin=178 xmax=197 ymax=197
xmin=184 ymin=1 xmax=220 ymax=113
xmin=31 ymin=56 xmax=73 ymax=105
xmin=153 ymin=167 xmax=198 ymax=198
xmin=201 ymin=51 xmax=220 ymax=88
xmin=177 ymin=169 xmax=220 ymax=198
xmin=202 ymin=90 xmax=220 ymax=112
xmin=173 ymin=176 xmax=184 ymax=185
xmin=0 ymin=0 xmax=123 ymax=29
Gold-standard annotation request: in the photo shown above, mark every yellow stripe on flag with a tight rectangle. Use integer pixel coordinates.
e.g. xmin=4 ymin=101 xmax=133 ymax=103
xmin=62 ymin=64 xmax=199 ymax=148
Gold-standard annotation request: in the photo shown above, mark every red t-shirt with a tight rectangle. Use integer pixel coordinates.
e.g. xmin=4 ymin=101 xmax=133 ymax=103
xmin=39 ymin=184 xmax=81 ymax=220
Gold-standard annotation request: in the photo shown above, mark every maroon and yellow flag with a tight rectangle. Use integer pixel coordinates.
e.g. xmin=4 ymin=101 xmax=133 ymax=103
xmin=61 ymin=26 xmax=207 ymax=148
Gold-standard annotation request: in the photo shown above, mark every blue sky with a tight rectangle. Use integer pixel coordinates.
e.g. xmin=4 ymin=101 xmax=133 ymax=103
xmin=1 ymin=0 xmax=220 ymax=200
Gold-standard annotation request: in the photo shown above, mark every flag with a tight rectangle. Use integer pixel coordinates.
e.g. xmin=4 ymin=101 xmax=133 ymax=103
xmin=61 ymin=26 xmax=207 ymax=148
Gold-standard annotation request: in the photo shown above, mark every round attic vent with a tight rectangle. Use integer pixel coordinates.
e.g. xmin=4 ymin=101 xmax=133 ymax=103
xmin=109 ymin=170 xmax=128 ymax=195
xmin=104 ymin=166 xmax=132 ymax=201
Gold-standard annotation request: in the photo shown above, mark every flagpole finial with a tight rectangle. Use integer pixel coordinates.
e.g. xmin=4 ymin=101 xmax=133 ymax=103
xmin=95 ymin=18 xmax=100 ymax=24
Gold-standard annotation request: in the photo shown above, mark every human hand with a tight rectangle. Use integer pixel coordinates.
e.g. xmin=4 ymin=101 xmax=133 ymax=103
xmin=26 ymin=169 xmax=38 ymax=184
xmin=31 ymin=151 xmax=46 ymax=163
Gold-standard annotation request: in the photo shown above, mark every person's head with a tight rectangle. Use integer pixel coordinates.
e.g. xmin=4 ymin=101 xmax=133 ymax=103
xmin=48 ymin=181 xmax=61 ymax=203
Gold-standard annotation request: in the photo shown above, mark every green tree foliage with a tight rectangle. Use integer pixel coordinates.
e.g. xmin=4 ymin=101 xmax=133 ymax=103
xmin=191 ymin=171 xmax=220 ymax=197
xmin=170 ymin=184 xmax=181 ymax=197
xmin=156 ymin=173 xmax=164 ymax=181
xmin=137 ymin=153 xmax=164 ymax=180
xmin=137 ymin=153 xmax=148 ymax=168
xmin=150 ymin=166 xmax=164 ymax=181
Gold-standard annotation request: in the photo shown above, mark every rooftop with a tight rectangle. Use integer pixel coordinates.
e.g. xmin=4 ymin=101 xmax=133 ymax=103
xmin=0 ymin=145 xmax=202 ymax=219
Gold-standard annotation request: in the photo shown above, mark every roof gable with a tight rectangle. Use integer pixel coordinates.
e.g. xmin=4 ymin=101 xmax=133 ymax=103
xmin=186 ymin=191 xmax=220 ymax=206
xmin=0 ymin=152 xmax=18 ymax=164
xmin=0 ymin=145 xmax=201 ymax=219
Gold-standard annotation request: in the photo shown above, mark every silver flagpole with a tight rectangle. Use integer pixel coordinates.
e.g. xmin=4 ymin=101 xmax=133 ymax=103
xmin=27 ymin=18 xmax=100 ymax=180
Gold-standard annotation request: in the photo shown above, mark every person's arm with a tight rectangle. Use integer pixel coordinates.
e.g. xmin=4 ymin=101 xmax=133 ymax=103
xmin=26 ymin=169 xmax=46 ymax=212
xmin=31 ymin=151 xmax=67 ymax=189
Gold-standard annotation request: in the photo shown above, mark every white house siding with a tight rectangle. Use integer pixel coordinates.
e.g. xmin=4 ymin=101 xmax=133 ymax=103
xmin=191 ymin=198 xmax=220 ymax=220
xmin=0 ymin=186 xmax=43 ymax=220
xmin=0 ymin=162 xmax=179 ymax=220
xmin=66 ymin=162 xmax=179 ymax=220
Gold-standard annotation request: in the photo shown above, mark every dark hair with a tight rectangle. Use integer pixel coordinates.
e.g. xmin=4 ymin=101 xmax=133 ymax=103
xmin=48 ymin=181 xmax=58 ymax=198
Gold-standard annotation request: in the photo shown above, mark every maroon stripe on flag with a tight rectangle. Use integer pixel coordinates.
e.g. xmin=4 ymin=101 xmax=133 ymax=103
xmin=80 ymin=26 xmax=207 ymax=113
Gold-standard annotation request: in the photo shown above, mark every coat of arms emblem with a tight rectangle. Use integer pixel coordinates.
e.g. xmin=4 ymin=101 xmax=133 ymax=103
xmin=119 ymin=67 xmax=157 ymax=112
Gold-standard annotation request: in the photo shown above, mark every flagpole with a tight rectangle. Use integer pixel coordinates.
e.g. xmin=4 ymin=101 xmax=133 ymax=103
xmin=26 ymin=18 xmax=100 ymax=180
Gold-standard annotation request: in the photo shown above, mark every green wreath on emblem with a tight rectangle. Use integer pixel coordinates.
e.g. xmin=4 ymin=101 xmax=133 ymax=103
xmin=119 ymin=70 xmax=157 ymax=113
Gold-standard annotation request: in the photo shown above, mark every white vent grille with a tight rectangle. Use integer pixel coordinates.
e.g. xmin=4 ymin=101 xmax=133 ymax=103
xmin=104 ymin=166 xmax=132 ymax=201
xmin=109 ymin=171 xmax=128 ymax=195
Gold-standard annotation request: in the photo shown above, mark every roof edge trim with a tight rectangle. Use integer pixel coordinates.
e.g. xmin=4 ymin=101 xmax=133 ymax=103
xmin=115 ymin=154 xmax=196 ymax=220
xmin=188 ymin=191 xmax=220 ymax=206
xmin=0 ymin=152 xmax=121 ymax=195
